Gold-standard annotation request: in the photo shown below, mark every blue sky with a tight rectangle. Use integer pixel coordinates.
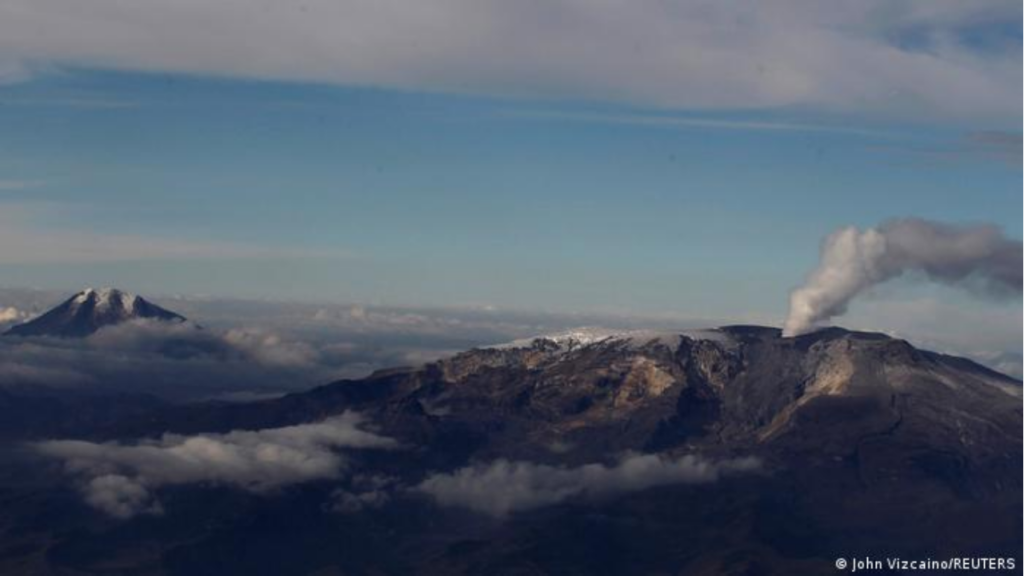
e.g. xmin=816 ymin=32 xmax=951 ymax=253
xmin=1 ymin=69 xmax=1019 ymax=320
xmin=0 ymin=1 xmax=1020 ymax=329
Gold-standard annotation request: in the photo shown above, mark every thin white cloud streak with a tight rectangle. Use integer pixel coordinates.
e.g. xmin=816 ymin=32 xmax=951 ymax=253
xmin=0 ymin=0 xmax=1019 ymax=124
xmin=0 ymin=180 xmax=43 ymax=191
xmin=865 ymin=131 xmax=1023 ymax=168
xmin=35 ymin=413 xmax=398 ymax=518
xmin=504 ymin=110 xmax=891 ymax=137
xmin=0 ymin=204 xmax=340 ymax=264
xmin=415 ymin=453 xmax=761 ymax=517
xmin=968 ymin=131 xmax=1023 ymax=165
xmin=0 ymin=97 xmax=140 ymax=109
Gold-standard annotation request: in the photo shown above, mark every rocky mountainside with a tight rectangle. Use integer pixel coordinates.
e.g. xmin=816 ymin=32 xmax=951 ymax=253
xmin=0 ymin=326 xmax=1019 ymax=575
xmin=3 ymin=288 xmax=185 ymax=338
xmin=123 ymin=325 xmax=1019 ymax=462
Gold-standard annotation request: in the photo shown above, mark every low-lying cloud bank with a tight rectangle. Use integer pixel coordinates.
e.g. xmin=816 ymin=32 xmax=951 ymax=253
xmin=415 ymin=453 xmax=761 ymax=517
xmin=0 ymin=290 xmax=714 ymax=400
xmin=330 ymin=474 xmax=400 ymax=513
xmin=35 ymin=412 xmax=397 ymax=518
xmin=0 ymin=320 xmax=338 ymax=399
xmin=0 ymin=306 xmax=29 ymax=324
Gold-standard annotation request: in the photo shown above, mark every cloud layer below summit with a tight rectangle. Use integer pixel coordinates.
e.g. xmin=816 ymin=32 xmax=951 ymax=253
xmin=415 ymin=454 xmax=761 ymax=517
xmin=36 ymin=413 xmax=397 ymax=518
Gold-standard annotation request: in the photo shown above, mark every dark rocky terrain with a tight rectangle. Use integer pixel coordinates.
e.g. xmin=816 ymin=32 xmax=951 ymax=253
xmin=4 ymin=288 xmax=185 ymax=338
xmin=0 ymin=326 xmax=1019 ymax=575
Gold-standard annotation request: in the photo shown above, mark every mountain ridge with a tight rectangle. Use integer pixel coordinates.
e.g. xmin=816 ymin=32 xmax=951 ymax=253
xmin=0 ymin=323 xmax=1019 ymax=574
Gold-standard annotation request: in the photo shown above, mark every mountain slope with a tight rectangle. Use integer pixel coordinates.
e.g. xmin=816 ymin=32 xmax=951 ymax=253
xmin=3 ymin=288 xmax=185 ymax=338
xmin=86 ymin=325 xmax=1018 ymax=488
xmin=0 ymin=326 xmax=1019 ymax=575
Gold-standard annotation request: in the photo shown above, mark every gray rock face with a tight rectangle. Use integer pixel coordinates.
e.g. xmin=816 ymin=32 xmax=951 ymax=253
xmin=384 ymin=325 xmax=1021 ymax=467
xmin=107 ymin=324 xmax=1019 ymax=471
xmin=3 ymin=288 xmax=185 ymax=338
xmin=0 ymin=325 xmax=1018 ymax=575
xmin=104 ymin=324 xmax=1019 ymax=494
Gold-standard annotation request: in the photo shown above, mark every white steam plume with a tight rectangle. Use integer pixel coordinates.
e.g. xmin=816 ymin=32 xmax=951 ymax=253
xmin=784 ymin=218 xmax=1022 ymax=337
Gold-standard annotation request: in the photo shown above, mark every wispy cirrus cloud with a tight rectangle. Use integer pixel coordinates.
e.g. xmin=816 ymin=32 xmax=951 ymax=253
xmin=504 ymin=109 xmax=892 ymax=137
xmin=968 ymin=131 xmax=1023 ymax=165
xmin=0 ymin=0 xmax=1018 ymax=124
xmin=0 ymin=203 xmax=341 ymax=264
xmin=867 ymin=130 xmax=1022 ymax=167
xmin=0 ymin=180 xmax=44 ymax=191
xmin=0 ymin=96 xmax=139 ymax=109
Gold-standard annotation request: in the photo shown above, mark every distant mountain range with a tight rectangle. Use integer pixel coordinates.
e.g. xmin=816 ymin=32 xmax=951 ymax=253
xmin=0 ymin=324 xmax=1018 ymax=574
xmin=3 ymin=288 xmax=185 ymax=338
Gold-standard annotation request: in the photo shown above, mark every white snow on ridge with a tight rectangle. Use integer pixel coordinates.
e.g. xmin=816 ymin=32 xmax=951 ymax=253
xmin=492 ymin=327 xmax=735 ymax=351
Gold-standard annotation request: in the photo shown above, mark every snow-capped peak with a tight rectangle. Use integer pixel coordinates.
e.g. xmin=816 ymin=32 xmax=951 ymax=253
xmin=73 ymin=288 xmax=139 ymax=314
xmin=5 ymin=288 xmax=185 ymax=338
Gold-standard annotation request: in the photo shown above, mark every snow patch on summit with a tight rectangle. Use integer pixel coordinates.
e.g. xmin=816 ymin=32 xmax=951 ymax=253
xmin=494 ymin=327 xmax=736 ymax=351
xmin=75 ymin=288 xmax=139 ymax=314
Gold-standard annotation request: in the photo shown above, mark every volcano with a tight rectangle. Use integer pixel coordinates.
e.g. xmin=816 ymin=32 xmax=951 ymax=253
xmin=3 ymin=288 xmax=186 ymax=338
xmin=0 ymin=325 xmax=1019 ymax=575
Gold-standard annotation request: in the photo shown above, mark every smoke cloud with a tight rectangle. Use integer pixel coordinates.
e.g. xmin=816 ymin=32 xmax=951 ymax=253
xmin=35 ymin=412 xmax=397 ymax=518
xmin=414 ymin=453 xmax=761 ymax=518
xmin=784 ymin=218 xmax=1022 ymax=337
